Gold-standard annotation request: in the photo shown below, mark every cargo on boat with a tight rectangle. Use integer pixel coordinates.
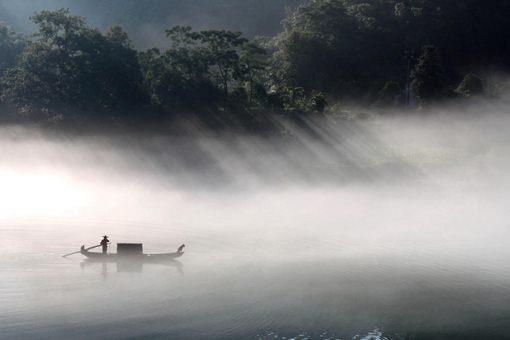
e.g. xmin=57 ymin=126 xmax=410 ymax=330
xmin=117 ymin=243 xmax=143 ymax=255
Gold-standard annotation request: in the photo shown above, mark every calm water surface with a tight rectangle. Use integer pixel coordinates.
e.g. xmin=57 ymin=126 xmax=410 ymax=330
xmin=1 ymin=115 xmax=510 ymax=339
xmin=2 ymin=188 xmax=510 ymax=340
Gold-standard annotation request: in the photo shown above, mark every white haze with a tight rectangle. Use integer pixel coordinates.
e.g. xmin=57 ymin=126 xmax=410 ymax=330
xmin=1 ymin=102 xmax=510 ymax=339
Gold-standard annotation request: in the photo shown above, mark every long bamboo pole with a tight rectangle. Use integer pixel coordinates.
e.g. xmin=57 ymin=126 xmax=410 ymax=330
xmin=62 ymin=244 xmax=101 ymax=257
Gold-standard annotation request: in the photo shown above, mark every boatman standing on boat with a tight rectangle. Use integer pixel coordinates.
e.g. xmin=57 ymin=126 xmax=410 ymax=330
xmin=100 ymin=235 xmax=110 ymax=255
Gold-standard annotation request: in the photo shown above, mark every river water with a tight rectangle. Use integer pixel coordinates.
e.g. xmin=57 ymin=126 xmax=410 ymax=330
xmin=1 ymin=111 xmax=510 ymax=339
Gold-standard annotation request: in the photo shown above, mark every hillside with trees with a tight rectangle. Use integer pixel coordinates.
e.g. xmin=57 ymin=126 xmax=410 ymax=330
xmin=1 ymin=1 xmax=510 ymax=129
xmin=271 ymin=0 xmax=510 ymax=105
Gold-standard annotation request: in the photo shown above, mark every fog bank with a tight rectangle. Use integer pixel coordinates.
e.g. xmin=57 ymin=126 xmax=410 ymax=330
xmin=1 ymin=104 xmax=510 ymax=339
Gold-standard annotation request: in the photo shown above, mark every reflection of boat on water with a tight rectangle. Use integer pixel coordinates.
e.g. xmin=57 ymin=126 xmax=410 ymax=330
xmin=80 ymin=256 xmax=184 ymax=273
xmin=79 ymin=243 xmax=184 ymax=273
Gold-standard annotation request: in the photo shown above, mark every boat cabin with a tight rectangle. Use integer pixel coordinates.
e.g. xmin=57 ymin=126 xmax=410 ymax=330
xmin=117 ymin=243 xmax=143 ymax=255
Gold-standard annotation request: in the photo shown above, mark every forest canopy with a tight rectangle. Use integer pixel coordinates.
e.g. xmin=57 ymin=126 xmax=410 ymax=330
xmin=272 ymin=0 xmax=510 ymax=102
xmin=0 ymin=1 xmax=509 ymax=127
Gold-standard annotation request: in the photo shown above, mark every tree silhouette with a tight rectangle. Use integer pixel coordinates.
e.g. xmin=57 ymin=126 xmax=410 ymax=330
xmin=411 ymin=45 xmax=448 ymax=105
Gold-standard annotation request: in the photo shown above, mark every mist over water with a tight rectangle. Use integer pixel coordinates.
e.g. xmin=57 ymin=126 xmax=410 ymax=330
xmin=2 ymin=105 xmax=510 ymax=339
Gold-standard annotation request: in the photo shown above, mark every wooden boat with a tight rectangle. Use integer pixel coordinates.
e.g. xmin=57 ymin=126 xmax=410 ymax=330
xmin=80 ymin=244 xmax=184 ymax=261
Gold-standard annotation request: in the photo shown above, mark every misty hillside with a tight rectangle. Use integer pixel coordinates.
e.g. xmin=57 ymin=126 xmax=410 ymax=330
xmin=0 ymin=0 xmax=301 ymax=48
xmin=1 ymin=0 xmax=510 ymax=129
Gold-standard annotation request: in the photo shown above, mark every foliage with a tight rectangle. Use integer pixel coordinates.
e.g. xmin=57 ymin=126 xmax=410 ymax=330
xmin=141 ymin=26 xmax=268 ymax=112
xmin=3 ymin=2 xmax=510 ymax=125
xmin=272 ymin=0 xmax=404 ymax=98
xmin=1 ymin=9 xmax=147 ymax=115
xmin=0 ymin=22 xmax=24 ymax=77
xmin=272 ymin=0 xmax=510 ymax=101
xmin=195 ymin=29 xmax=248 ymax=100
xmin=411 ymin=45 xmax=448 ymax=105
xmin=237 ymin=42 xmax=267 ymax=104
xmin=456 ymin=74 xmax=484 ymax=98
xmin=139 ymin=46 xmax=218 ymax=110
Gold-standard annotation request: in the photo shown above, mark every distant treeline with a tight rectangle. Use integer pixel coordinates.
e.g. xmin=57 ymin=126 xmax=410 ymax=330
xmin=0 ymin=0 xmax=301 ymax=44
xmin=1 ymin=1 xmax=509 ymax=127
xmin=274 ymin=0 xmax=510 ymax=105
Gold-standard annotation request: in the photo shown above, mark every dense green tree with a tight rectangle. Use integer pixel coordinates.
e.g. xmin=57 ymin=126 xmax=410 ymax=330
xmin=195 ymin=29 xmax=248 ymax=104
xmin=456 ymin=74 xmax=484 ymax=98
xmin=141 ymin=26 xmax=268 ymax=111
xmin=139 ymin=46 xmax=218 ymax=110
xmin=272 ymin=0 xmax=403 ymax=99
xmin=311 ymin=91 xmax=327 ymax=113
xmin=273 ymin=0 xmax=510 ymax=101
xmin=0 ymin=22 xmax=24 ymax=110
xmin=1 ymin=9 xmax=147 ymax=115
xmin=2 ymin=1 xmax=510 ymax=125
xmin=411 ymin=45 xmax=448 ymax=105
xmin=236 ymin=42 xmax=267 ymax=105
xmin=0 ymin=23 xmax=24 ymax=77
